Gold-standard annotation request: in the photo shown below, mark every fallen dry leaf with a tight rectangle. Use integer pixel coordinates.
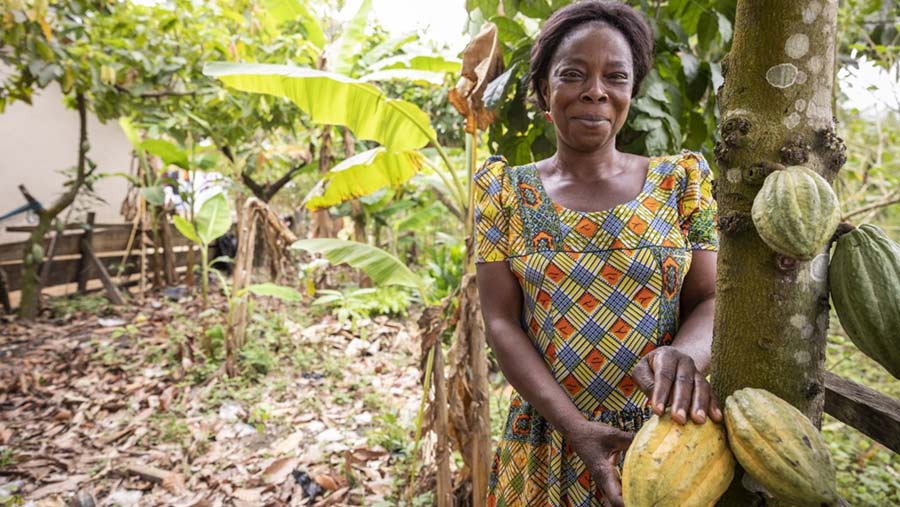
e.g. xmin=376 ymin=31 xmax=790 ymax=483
xmin=27 ymin=474 xmax=90 ymax=500
xmin=313 ymin=474 xmax=338 ymax=491
xmin=262 ymin=457 xmax=299 ymax=485
xmin=271 ymin=430 xmax=304 ymax=456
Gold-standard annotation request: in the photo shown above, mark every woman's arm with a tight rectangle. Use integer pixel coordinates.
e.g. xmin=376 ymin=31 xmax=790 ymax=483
xmin=632 ymin=250 xmax=723 ymax=425
xmin=477 ymin=261 xmax=633 ymax=507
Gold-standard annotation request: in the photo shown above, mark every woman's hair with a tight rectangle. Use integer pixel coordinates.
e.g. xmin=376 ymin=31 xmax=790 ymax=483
xmin=529 ymin=0 xmax=654 ymax=110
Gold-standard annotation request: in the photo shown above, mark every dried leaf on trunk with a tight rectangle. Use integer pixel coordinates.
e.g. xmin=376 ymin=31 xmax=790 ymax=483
xmin=449 ymin=22 xmax=504 ymax=133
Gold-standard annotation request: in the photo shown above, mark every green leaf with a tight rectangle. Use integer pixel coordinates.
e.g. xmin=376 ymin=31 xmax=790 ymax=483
xmin=518 ymin=0 xmax=552 ymax=19
xmin=291 ymin=239 xmax=424 ymax=292
xmin=359 ymin=32 xmax=419 ymax=70
xmin=262 ymin=0 xmax=326 ymax=49
xmin=358 ymin=69 xmax=446 ymax=86
xmin=173 ymin=215 xmax=201 ymax=245
xmin=697 ymin=11 xmax=719 ymax=53
xmin=490 ymin=16 xmax=527 ymax=45
xmin=633 ymin=97 xmax=668 ymax=119
xmin=242 ymin=282 xmax=302 ymax=302
xmin=328 ymin=0 xmax=373 ymax=75
xmin=483 ymin=66 xmax=517 ymax=109
xmin=195 ymin=193 xmax=231 ymax=245
xmin=142 ymin=139 xmax=189 ymax=169
xmin=142 ymin=185 xmax=166 ymax=206
xmin=369 ymin=54 xmax=461 ymax=74
xmin=118 ymin=117 xmax=142 ymax=148
xmin=204 ymin=62 xmax=436 ymax=151
xmin=305 ymin=148 xmax=428 ymax=210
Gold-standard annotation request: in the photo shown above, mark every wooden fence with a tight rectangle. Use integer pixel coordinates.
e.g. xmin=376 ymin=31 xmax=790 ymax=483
xmin=0 ymin=215 xmax=201 ymax=311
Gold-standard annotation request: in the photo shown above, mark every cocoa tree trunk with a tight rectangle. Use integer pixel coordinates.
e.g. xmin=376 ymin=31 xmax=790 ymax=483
xmin=19 ymin=93 xmax=92 ymax=320
xmin=710 ymin=2 xmax=846 ymax=504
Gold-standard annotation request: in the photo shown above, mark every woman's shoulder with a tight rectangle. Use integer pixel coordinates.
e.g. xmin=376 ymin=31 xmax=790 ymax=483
xmin=650 ymin=150 xmax=713 ymax=184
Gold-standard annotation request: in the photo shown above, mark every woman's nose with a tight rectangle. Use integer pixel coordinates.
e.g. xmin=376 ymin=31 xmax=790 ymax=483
xmin=581 ymin=77 xmax=609 ymax=103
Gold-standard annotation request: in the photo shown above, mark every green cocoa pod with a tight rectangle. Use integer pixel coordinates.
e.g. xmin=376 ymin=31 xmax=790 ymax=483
xmin=830 ymin=224 xmax=900 ymax=379
xmin=751 ymin=165 xmax=841 ymax=260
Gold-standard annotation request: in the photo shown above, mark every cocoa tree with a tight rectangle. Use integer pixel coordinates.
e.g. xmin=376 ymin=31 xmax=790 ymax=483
xmin=709 ymin=1 xmax=847 ymax=504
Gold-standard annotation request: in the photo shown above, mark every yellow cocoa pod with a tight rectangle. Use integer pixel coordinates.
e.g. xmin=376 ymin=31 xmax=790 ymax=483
xmin=725 ymin=388 xmax=840 ymax=507
xmin=622 ymin=413 xmax=734 ymax=507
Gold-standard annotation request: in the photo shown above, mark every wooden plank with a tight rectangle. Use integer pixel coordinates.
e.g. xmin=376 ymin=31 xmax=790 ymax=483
xmin=824 ymin=371 xmax=900 ymax=454
xmin=1 ymin=247 xmax=204 ymax=292
xmin=0 ymin=228 xmax=195 ymax=263
xmin=5 ymin=223 xmax=132 ymax=233
xmin=80 ymin=238 xmax=124 ymax=305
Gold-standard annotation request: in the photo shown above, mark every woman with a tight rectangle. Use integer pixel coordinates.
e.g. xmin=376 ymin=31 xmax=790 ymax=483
xmin=474 ymin=2 xmax=721 ymax=506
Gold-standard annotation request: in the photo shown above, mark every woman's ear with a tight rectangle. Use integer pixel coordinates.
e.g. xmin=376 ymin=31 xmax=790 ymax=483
xmin=539 ymin=78 xmax=550 ymax=109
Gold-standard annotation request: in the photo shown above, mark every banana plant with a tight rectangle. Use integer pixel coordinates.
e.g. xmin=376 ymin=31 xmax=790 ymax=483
xmin=207 ymin=0 xmax=465 ymax=218
xmin=204 ymin=62 xmax=467 ymax=219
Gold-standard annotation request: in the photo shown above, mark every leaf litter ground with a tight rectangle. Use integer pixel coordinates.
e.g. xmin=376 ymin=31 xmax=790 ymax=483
xmin=0 ymin=293 xmax=436 ymax=506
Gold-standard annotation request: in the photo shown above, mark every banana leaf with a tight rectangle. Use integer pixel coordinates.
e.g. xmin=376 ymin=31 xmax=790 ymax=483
xmin=304 ymin=147 xmax=427 ymax=210
xmin=204 ymin=62 xmax=436 ymax=152
xmin=291 ymin=239 xmax=425 ymax=294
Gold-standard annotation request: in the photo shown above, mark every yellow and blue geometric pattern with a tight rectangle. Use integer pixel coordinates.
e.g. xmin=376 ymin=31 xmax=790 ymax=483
xmin=475 ymin=151 xmax=718 ymax=507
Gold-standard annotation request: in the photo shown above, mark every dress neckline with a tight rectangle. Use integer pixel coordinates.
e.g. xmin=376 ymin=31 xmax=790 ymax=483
xmin=525 ymin=155 xmax=665 ymax=217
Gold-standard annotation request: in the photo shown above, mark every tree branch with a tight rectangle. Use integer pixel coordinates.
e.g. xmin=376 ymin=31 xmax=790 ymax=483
xmin=242 ymin=163 xmax=309 ymax=203
xmin=431 ymin=186 xmax=463 ymax=221
xmin=17 ymin=185 xmax=44 ymax=213
xmin=114 ymin=84 xmax=200 ymax=98
xmin=843 ymin=191 xmax=900 ymax=221
xmin=261 ymin=163 xmax=308 ymax=202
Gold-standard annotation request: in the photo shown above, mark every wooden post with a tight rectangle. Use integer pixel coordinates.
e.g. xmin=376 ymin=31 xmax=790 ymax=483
xmin=433 ymin=344 xmax=452 ymax=507
xmin=76 ymin=212 xmax=96 ymax=294
xmin=0 ymin=269 xmax=10 ymax=315
xmin=80 ymin=238 xmax=125 ymax=305
xmin=159 ymin=208 xmax=177 ymax=285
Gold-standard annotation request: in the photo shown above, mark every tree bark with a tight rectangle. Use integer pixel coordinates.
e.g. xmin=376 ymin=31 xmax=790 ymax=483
xmin=18 ymin=93 xmax=92 ymax=319
xmin=711 ymin=2 xmax=845 ymax=504
xmin=311 ymin=126 xmax=336 ymax=238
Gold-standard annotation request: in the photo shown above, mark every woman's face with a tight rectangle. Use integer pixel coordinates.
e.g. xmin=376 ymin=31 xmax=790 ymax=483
xmin=540 ymin=22 xmax=635 ymax=153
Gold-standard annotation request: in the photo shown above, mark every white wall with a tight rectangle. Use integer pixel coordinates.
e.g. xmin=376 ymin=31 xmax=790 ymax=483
xmin=0 ymin=83 xmax=131 ymax=243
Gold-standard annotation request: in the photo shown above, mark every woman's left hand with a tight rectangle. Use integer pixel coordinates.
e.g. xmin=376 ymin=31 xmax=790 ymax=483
xmin=631 ymin=346 xmax=723 ymax=425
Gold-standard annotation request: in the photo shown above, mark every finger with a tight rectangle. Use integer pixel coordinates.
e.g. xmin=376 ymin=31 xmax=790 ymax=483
xmin=690 ymin=373 xmax=710 ymax=424
xmin=651 ymin=352 xmax=676 ymax=414
xmin=669 ymin=357 xmax=695 ymax=424
xmin=709 ymin=392 xmax=724 ymax=422
xmin=604 ymin=426 xmax=635 ymax=451
xmin=596 ymin=460 xmax=625 ymax=507
xmin=631 ymin=357 xmax=655 ymax=399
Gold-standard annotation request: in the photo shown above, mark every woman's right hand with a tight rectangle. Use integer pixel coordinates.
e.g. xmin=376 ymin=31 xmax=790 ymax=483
xmin=565 ymin=419 xmax=634 ymax=507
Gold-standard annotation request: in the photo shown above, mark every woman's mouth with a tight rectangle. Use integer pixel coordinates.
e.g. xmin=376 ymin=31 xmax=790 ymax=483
xmin=572 ymin=115 xmax=609 ymax=127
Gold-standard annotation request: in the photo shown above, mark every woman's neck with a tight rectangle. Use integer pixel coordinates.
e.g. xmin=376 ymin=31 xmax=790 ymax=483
xmin=548 ymin=140 xmax=626 ymax=181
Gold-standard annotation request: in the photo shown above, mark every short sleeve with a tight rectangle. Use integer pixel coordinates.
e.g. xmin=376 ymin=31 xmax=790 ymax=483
xmin=678 ymin=152 xmax=719 ymax=251
xmin=474 ymin=156 xmax=510 ymax=263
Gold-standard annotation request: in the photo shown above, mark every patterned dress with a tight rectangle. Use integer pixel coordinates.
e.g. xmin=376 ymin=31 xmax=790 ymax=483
xmin=474 ymin=151 xmax=718 ymax=507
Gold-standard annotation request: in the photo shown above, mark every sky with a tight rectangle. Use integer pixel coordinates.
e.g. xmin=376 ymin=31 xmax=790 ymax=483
xmin=350 ymin=0 xmax=470 ymax=54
